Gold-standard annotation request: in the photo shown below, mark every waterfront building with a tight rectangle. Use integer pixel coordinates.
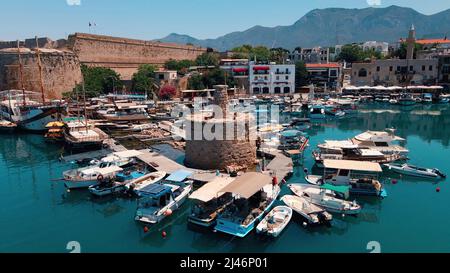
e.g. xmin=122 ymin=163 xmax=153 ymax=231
xmin=305 ymin=63 xmax=342 ymax=90
xmin=289 ymin=47 xmax=330 ymax=64
xmin=249 ymin=61 xmax=296 ymax=95
xmin=362 ymin=41 xmax=390 ymax=56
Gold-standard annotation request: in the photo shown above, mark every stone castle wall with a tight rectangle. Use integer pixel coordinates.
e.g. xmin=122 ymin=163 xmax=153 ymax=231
xmin=0 ymin=50 xmax=82 ymax=99
xmin=67 ymin=33 xmax=206 ymax=80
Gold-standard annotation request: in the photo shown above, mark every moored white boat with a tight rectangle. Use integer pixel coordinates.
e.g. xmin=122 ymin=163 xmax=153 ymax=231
xmin=281 ymin=195 xmax=332 ymax=225
xmin=256 ymin=206 xmax=293 ymax=237
xmin=384 ymin=163 xmax=446 ymax=179
xmin=125 ymin=171 xmax=167 ymax=195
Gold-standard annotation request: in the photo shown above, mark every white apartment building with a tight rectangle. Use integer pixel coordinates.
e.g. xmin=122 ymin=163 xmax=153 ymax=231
xmin=289 ymin=47 xmax=330 ymax=64
xmin=362 ymin=41 xmax=390 ymax=56
xmin=249 ymin=61 xmax=296 ymax=95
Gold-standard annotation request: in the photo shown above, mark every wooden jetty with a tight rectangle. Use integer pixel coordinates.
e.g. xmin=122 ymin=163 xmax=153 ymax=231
xmin=259 ymin=148 xmax=294 ymax=182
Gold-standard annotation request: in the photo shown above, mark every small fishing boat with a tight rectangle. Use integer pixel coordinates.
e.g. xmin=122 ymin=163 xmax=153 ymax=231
xmin=389 ymin=99 xmax=398 ymax=105
xmin=125 ymin=171 xmax=167 ymax=195
xmin=0 ymin=120 xmax=17 ymax=133
xmin=135 ymin=182 xmax=193 ymax=225
xmin=256 ymin=206 xmax=293 ymax=237
xmin=398 ymin=94 xmax=416 ymax=106
xmin=288 ymin=184 xmax=361 ymax=215
xmin=309 ymin=104 xmax=326 ymax=119
xmin=281 ymin=195 xmax=332 ymax=225
xmin=88 ymin=170 xmax=148 ymax=197
xmin=384 ymin=163 xmax=446 ymax=179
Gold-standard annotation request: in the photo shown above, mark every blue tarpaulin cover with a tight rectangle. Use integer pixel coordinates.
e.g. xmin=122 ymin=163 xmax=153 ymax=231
xmin=166 ymin=169 xmax=193 ymax=182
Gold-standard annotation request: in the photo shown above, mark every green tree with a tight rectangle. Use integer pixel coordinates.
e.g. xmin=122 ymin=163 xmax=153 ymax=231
xmin=195 ymin=52 xmax=220 ymax=66
xmin=390 ymin=42 xmax=423 ymax=59
xmin=338 ymin=44 xmax=383 ymax=63
xmin=164 ymin=59 xmax=195 ymax=74
xmin=131 ymin=64 xmax=156 ymax=93
xmin=295 ymin=61 xmax=309 ymax=88
xmin=270 ymin=47 xmax=290 ymax=63
xmin=188 ymin=74 xmax=206 ymax=90
xmin=80 ymin=65 xmax=123 ymax=97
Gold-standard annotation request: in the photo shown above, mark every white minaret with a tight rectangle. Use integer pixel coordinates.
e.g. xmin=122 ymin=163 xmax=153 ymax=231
xmin=406 ymin=24 xmax=416 ymax=60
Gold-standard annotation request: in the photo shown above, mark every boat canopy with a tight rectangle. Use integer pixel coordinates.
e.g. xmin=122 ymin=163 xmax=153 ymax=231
xmin=219 ymin=172 xmax=272 ymax=199
xmin=46 ymin=121 xmax=65 ymax=128
xmin=85 ymin=165 xmax=123 ymax=175
xmin=166 ymin=169 xmax=193 ymax=182
xmin=321 ymin=184 xmax=350 ymax=197
xmin=323 ymin=159 xmax=382 ymax=173
xmin=189 ymin=177 xmax=235 ymax=203
xmin=139 ymin=183 xmax=172 ymax=197
xmin=112 ymin=150 xmax=143 ymax=159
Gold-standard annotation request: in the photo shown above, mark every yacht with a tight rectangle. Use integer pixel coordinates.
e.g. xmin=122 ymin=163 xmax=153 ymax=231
xmin=97 ymin=102 xmax=150 ymax=123
xmin=0 ymin=90 xmax=64 ymax=132
xmin=214 ymin=173 xmax=281 ymax=238
xmin=351 ymin=129 xmax=409 ymax=155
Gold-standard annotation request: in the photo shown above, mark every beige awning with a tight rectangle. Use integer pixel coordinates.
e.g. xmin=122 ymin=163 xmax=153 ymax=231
xmin=323 ymin=159 xmax=382 ymax=172
xmin=219 ymin=172 xmax=273 ymax=199
xmin=113 ymin=150 xmax=143 ymax=158
xmin=189 ymin=177 xmax=235 ymax=203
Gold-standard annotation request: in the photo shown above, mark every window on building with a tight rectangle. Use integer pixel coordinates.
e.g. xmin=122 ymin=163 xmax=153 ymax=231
xmin=389 ymin=66 xmax=393 ymax=72
xmin=330 ymin=70 xmax=337 ymax=77
xmin=158 ymin=74 xmax=164 ymax=80
xmin=276 ymin=76 xmax=280 ymax=80
xmin=263 ymin=87 xmax=270 ymax=94
xmin=429 ymin=65 xmax=433 ymax=71
xmin=264 ymin=76 xmax=268 ymax=80
xmin=253 ymin=87 xmax=260 ymax=94
xmin=422 ymin=65 xmax=426 ymax=71
xmin=409 ymin=66 xmax=413 ymax=71
xmin=286 ymin=68 xmax=289 ymax=74
xmin=358 ymin=68 xmax=368 ymax=77
xmin=285 ymin=76 xmax=289 ymax=80
xmin=283 ymin=87 xmax=290 ymax=94
xmin=377 ymin=66 xmax=380 ymax=72
xmin=274 ymin=87 xmax=281 ymax=94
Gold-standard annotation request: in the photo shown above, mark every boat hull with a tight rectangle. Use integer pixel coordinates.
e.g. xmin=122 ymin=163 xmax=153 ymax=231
xmin=64 ymin=180 xmax=99 ymax=189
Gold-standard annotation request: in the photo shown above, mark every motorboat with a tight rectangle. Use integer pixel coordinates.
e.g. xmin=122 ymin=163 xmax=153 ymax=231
xmin=188 ymin=176 xmax=235 ymax=228
xmin=324 ymin=104 xmax=346 ymax=117
xmin=63 ymin=150 xmax=142 ymax=189
xmin=384 ymin=163 xmax=446 ymax=179
xmin=288 ymin=184 xmax=361 ymax=215
xmin=88 ymin=170 xmax=148 ymax=197
xmin=313 ymin=144 xmax=406 ymax=167
xmin=309 ymin=104 xmax=326 ymax=119
xmin=350 ymin=129 xmax=409 ymax=155
xmin=422 ymin=93 xmax=433 ymax=104
xmin=389 ymin=99 xmax=398 ymax=105
xmin=281 ymin=195 xmax=332 ymax=225
xmin=256 ymin=206 xmax=293 ymax=237
xmin=438 ymin=94 xmax=450 ymax=104
xmin=97 ymin=102 xmax=150 ymax=123
xmin=398 ymin=93 xmax=416 ymax=106
xmin=135 ymin=181 xmax=193 ymax=225
xmin=215 ymin=173 xmax=281 ymax=238
xmin=125 ymin=171 xmax=168 ymax=195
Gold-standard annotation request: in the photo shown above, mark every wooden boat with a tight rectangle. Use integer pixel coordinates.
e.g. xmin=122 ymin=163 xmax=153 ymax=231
xmin=256 ymin=206 xmax=293 ymax=237
xmin=281 ymin=195 xmax=332 ymax=225
xmin=214 ymin=173 xmax=281 ymax=238
xmin=124 ymin=171 xmax=167 ymax=195
xmin=188 ymin=176 xmax=235 ymax=228
xmin=64 ymin=121 xmax=109 ymax=150
xmin=44 ymin=121 xmax=66 ymax=142
xmin=384 ymin=163 xmax=446 ymax=179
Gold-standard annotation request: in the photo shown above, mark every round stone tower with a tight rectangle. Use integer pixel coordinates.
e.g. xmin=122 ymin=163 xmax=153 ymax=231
xmin=184 ymin=85 xmax=256 ymax=171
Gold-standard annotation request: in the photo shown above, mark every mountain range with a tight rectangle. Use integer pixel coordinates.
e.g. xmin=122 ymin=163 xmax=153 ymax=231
xmin=157 ymin=5 xmax=450 ymax=51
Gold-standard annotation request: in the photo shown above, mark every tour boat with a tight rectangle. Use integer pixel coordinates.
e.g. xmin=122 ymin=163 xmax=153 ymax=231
xmin=281 ymin=195 xmax=332 ymax=226
xmin=306 ymin=159 xmax=387 ymax=198
xmin=288 ymin=184 xmax=361 ymax=215
xmin=88 ymin=170 xmax=148 ymax=197
xmin=214 ymin=173 xmax=281 ymax=238
xmin=341 ymin=129 xmax=409 ymax=155
xmin=0 ymin=90 xmax=64 ymax=132
xmin=125 ymin=171 xmax=167 ymax=195
xmin=135 ymin=181 xmax=193 ymax=225
xmin=256 ymin=206 xmax=293 ymax=237
xmin=384 ymin=163 xmax=446 ymax=179
xmin=188 ymin=176 xmax=235 ymax=228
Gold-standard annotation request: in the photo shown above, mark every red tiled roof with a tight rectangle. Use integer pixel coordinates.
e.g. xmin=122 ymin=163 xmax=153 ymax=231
xmin=416 ymin=39 xmax=450 ymax=45
xmin=306 ymin=63 xmax=341 ymax=69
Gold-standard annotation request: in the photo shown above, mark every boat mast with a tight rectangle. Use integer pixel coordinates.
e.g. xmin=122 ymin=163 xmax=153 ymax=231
xmin=35 ymin=36 xmax=46 ymax=104
xmin=17 ymin=40 xmax=26 ymax=107
xmin=82 ymin=81 xmax=88 ymax=133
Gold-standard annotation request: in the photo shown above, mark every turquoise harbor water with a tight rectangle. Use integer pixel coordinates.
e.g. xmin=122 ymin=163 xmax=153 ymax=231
xmin=1 ymin=103 xmax=450 ymax=253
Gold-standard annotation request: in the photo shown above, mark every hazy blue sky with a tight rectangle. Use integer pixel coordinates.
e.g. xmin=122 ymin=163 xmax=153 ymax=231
xmin=1 ymin=0 xmax=449 ymax=41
